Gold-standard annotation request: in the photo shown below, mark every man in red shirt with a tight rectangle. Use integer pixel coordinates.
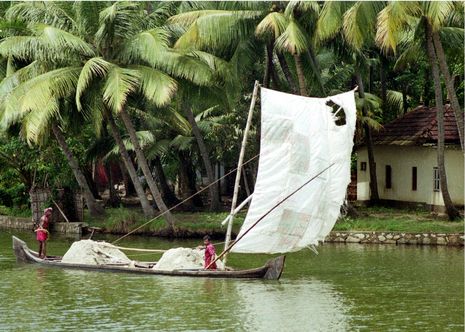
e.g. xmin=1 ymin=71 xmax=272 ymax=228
xmin=203 ymin=235 xmax=217 ymax=270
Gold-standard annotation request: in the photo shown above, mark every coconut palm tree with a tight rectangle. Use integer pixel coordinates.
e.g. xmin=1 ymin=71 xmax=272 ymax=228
xmin=376 ymin=1 xmax=464 ymax=150
xmin=375 ymin=1 xmax=461 ymax=220
xmin=316 ymin=1 xmax=385 ymax=203
xmin=0 ymin=65 xmax=105 ymax=217
xmin=3 ymin=1 xmax=222 ymax=226
xmin=169 ymin=1 xmax=326 ymax=96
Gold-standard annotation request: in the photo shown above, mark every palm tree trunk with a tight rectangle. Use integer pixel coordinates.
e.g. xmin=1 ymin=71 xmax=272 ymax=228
xmin=177 ymin=151 xmax=203 ymax=208
xmin=307 ymin=47 xmax=325 ymax=95
xmin=119 ymin=108 xmax=176 ymax=231
xmin=432 ymin=31 xmax=464 ymax=151
xmin=425 ymin=21 xmax=460 ymax=220
xmin=104 ymin=109 xmax=155 ymax=218
xmin=51 ymin=123 xmax=104 ymax=217
xmin=277 ymin=52 xmax=298 ymax=94
xmin=355 ymin=73 xmax=380 ymax=203
xmin=263 ymin=43 xmax=273 ymax=88
xmin=183 ymin=103 xmax=220 ymax=211
xmin=380 ymin=55 xmax=387 ymax=107
xmin=153 ymin=157 xmax=179 ymax=206
xmin=105 ymin=162 xmax=120 ymax=207
xmin=119 ymin=161 xmax=135 ymax=197
xmin=293 ymin=53 xmax=308 ymax=96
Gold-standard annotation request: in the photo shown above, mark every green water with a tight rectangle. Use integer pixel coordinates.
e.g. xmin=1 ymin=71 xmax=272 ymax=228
xmin=0 ymin=229 xmax=463 ymax=331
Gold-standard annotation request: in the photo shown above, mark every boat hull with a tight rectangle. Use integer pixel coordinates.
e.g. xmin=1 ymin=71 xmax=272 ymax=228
xmin=12 ymin=236 xmax=285 ymax=280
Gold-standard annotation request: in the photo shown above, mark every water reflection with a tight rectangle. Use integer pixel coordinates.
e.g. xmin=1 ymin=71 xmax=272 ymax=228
xmin=236 ymin=278 xmax=350 ymax=332
xmin=0 ymin=231 xmax=463 ymax=331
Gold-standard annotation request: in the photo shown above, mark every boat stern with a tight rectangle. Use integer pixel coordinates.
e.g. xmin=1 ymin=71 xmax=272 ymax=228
xmin=263 ymin=255 xmax=286 ymax=280
xmin=12 ymin=236 xmax=31 ymax=263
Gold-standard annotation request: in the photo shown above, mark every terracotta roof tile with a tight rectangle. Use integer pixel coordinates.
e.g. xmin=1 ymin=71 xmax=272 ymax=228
xmin=372 ymin=105 xmax=462 ymax=145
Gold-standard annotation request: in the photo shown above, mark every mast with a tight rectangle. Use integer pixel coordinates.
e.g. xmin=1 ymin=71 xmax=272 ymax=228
xmin=223 ymin=80 xmax=260 ymax=265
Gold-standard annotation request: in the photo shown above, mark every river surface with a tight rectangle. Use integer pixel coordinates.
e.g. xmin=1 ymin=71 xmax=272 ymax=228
xmin=0 ymin=229 xmax=463 ymax=331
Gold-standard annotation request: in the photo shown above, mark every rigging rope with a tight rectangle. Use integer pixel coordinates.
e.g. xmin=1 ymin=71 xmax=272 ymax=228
xmin=111 ymin=153 xmax=260 ymax=244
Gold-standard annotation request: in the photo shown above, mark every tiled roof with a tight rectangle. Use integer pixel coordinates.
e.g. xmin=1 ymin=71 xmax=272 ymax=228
xmin=371 ymin=104 xmax=462 ymax=145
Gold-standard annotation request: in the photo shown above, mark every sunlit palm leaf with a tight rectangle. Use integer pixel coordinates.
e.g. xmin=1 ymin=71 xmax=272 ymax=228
xmin=275 ymin=18 xmax=309 ymax=55
xmin=255 ymin=12 xmax=288 ymax=39
xmin=376 ymin=2 xmax=421 ymax=54
xmin=422 ymin=1 xmax=454 ymax=31
xmin=2 ymin=67 xmax=80 ymax=130
xmin=103 ymin=66 xmax=140 ymax=113
xmin=76 ymin=57 xmax=112 ymax=111
xmin=130 ymin=65 xmax=177 ymax=107
xmin=316 ymin=2 xmax=349 ymax=42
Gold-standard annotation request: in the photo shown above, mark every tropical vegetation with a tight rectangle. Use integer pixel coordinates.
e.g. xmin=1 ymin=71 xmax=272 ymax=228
xmin=0 ymin=1 xmax=463 ymax=228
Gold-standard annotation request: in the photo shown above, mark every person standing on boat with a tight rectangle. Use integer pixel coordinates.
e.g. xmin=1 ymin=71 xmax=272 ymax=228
xmin=35 ymin=207 xmax=52 ymax=258
xmin=202 ymin=235 xmax=217 ymax=270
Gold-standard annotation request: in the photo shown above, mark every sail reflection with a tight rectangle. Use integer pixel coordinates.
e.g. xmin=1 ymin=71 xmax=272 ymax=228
xmin=236 ymin=278 xmax=351 ymax=332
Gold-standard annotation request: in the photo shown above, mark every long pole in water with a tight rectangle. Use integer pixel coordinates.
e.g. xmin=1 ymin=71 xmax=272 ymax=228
xmin=207 ymin=163 xmax=335 ymax=270
xmin=223 ymin=80 xmax=260 ymax=266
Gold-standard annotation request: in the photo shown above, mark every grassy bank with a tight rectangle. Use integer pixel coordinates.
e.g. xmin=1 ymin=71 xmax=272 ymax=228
xmin=84 ymin=206 xmax=464 ymax=237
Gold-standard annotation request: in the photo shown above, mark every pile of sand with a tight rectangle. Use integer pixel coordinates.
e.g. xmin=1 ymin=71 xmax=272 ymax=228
xmin=61 ymin=240 xmax=131 ymax=266
xmin=153 ymin=247 xmax=224 ymax=271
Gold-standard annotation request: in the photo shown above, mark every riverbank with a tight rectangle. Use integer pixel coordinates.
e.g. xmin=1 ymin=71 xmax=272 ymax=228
xmin=82 ymin=206 xmax=463 ymax=237
xmin=1 ymin=206 xmax=463 ymax=243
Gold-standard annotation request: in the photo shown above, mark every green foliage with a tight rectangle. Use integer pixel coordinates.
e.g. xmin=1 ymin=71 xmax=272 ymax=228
xmin=0 ymin=1 xmax=462 ymax=221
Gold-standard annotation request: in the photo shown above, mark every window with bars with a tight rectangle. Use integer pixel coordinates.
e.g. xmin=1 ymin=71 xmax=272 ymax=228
xmin=385 ymin=165 xmax=392 ymax=189
xmin=360 ymin=161 xmax=367 ymax=171
xmin=412 ymin=167 xmax=417 ymax=191
xmin=433 ymin=167 xmax=440 ymax=192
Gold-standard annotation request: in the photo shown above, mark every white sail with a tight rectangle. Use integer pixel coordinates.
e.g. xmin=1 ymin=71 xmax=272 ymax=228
xmin=231 ymin=88 xmax=357 ymax=254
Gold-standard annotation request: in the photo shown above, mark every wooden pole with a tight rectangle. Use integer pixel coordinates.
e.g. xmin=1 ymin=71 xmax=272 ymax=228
xmin=223 ymin=80 xmax=260 ymax=265
xmin=52 ymin=199 xmax=70 ymax=223
xmin=207 ymin=163 xmax=335 ymax=269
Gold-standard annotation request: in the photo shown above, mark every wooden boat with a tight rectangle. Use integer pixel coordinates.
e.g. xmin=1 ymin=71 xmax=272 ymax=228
xmin=12 ymin=236 xmax=285 ymax=280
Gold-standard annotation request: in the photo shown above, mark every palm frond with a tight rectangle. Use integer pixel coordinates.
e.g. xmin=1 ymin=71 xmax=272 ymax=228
xmin=275 ymin=18 xmax=309 ymax=55
xmin=6 ymin=2 xmax=76 ymax=31
xmin=103 ymin=66 xmax=140 ymax=113
xmin=316 ymin=1 xmax=348 ymax=42
xmin=255 ymin=12 xmax=288 ymax=40
xmin=172 ymin=10 xmax=262 ymax=50
xmin=376 ymin=2 xmax=420 ymax=54
xmin=76 ymin=57 xmax=112 ymax=111
xmin=170 ymin=134 xmax=194 ymax=151
xmin=285 ymin=1 xmax=320 ymax=17
xmin=0 ymin=24 xmax=95 ymax=61
xmin=2 ymin=67 xmax=80 ymax=130
xmin=386 ymin=89 xmax=404 ymax=115
xmin=118 ymin=28 xmax=170 ymax=64
xmin=422 ymin=1 xmax=454 ymax=31
xmin=130 ymin=65 xmax=177 ymax=107
xmin=343 ymin=1 xmax=383 ymax=50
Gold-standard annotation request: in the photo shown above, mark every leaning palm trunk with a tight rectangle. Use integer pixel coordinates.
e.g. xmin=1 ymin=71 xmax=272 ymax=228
xmin=104 ymin=109 xmax=155 ymax=218
xmin=277 ymin=52 xmax=298 ymax=94
xmin=307 ymin=47 xmax=326 ymax=95
xmin=119 ymin=108 xmax=176 ymax=231
xmin=51 ymin=123 xmax=104 ymax=217
xmin=183 ymin=103 xmax=220 ymax=211
xmin=356 ymin=73 xmax=380 ymax=203
xmin=293 ymin=53 xmax=308 ymax=96
xmin=154 ymin=157 xmax=179 ymax=206
xmin=263 ymin=43 xmax=273 ymax=88
xmin=432 ymin=31 xmax=464 ymax=151
xmin=425 ymin=21 xmax=460 ymax=220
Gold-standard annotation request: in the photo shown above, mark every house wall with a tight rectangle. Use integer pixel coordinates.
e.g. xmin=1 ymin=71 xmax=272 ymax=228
xmin=356 ymin=145 xmax=464 ymax=206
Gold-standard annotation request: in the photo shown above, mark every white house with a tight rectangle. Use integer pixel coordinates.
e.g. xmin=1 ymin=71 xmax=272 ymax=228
xmin=356 ymin=105 xmax=464 ymax=210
